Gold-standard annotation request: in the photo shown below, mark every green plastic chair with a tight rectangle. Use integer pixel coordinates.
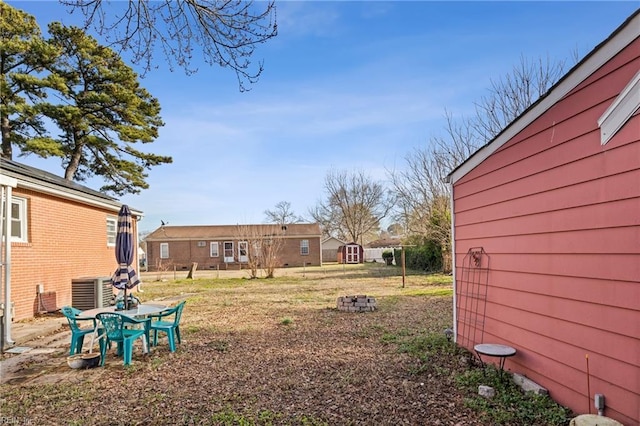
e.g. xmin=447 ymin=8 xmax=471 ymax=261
xmin=61 ymin=306 xmax=96 ymax=356
xmin=95 ymin=312 xmax=149 ymax=366
xmin=149 ymin=301 xmax=185 ymax=352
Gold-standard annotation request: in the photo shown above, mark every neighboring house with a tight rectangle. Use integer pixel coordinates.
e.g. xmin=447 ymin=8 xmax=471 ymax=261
xmin=144 ymin=223 xmax=322 ymax=271
xmin=447 ymin=11 xmax=639 ymax=425
xmin=337 ymin=243 xmax=363 ymax=264
xmin=321 ymin=236 xmax=346 ymax=263
xmin=0 ymin=159 xmax=142 ymax=345
xmin=364 ymin=237 xmax=402 ymax=263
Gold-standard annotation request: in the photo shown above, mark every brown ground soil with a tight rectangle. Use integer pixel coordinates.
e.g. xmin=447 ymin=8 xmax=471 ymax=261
xmin=0 ymin=264 xmax=484 ymax=425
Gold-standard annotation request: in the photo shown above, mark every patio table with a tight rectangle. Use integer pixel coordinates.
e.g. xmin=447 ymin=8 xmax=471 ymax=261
xmin=474 ymin=343 xmax=516 ymax=379
xmin=79 ymin=304 xmax=169 ymax=353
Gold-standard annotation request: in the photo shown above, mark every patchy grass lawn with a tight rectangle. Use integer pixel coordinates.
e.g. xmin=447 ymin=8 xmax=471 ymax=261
xmin=1 ymin=263 xmax=571 ymax=425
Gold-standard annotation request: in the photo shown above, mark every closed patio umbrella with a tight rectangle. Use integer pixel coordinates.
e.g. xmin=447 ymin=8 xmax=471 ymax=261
xmin=111 ymin=205 xmax=140 ymax=310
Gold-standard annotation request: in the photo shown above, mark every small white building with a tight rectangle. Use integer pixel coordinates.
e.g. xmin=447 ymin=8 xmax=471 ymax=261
xmin=321 ymin=236 xmax=346 ymax=263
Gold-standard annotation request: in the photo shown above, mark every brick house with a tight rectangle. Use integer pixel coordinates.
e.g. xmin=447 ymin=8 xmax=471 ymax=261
xmin=144 ymin=223 xmax=322 ymax=271
xmin=0 ymin=159 xmax=142 ymax=345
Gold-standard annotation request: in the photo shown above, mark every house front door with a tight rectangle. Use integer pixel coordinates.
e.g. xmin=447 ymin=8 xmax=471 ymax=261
xmin=346 ymin=245 xmax=359 ymax=263
xmin=238 ymin=241 xmax=248 ymax=263
xmin=224 ymin=241 xmax=234 ymax=263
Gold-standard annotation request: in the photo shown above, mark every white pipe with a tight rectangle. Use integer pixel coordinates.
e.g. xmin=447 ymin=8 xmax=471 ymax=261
xmin=2 ymin=185 xmax=14 ymax=345
xmin=450 ymin=181 xmax=458 ymax=343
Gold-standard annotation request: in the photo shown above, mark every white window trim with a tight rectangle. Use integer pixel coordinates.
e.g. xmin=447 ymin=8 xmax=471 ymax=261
xmin=10 ymin=196 xmax=28 ymax=243
xmin=223 ymin=241 xmax=234 ymax=263
xmin=160 ymin=242 xmax=169 ymax=259
xmin=106 ymin=216 xmax=117 ymax=247
xmin=598 ymin=70 xmax=640 ymax=145
xmin=238 ymin=241 xmax=248 ymax=263
xmin=210 ymin=241 xmax=219 ymax=257
xmin=300 ymin=239 xmax=309 ymax=255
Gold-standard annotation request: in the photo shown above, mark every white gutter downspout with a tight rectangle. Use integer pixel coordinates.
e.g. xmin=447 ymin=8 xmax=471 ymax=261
xmin=449 ymin=180 xmax=457 ymax=343
xmin=0 ymin=174 xmax=18 ymax=347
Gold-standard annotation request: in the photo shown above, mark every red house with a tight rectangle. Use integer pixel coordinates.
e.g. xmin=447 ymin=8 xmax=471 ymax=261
xmin=447 ymin=12 xmax=639 ymax=425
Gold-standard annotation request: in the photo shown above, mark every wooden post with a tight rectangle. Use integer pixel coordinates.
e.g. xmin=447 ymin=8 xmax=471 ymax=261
xmin=187 ymin=262 xmax=198 ymax=279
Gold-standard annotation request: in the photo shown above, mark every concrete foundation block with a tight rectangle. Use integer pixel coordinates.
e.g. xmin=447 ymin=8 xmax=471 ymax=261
xmin=478 ymin=385 xmax=495 ymax=399
xmin=513 ymin=373 xmax=548 ymax=396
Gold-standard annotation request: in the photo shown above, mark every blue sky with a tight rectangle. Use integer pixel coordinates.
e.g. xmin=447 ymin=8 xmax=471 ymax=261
xmin=7 ymin=1 xmax=639 ymax=233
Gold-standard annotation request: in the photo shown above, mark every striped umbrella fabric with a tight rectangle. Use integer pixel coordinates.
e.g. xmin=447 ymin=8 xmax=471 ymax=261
xmin=111 ymin=205 xmax=140 ymax=293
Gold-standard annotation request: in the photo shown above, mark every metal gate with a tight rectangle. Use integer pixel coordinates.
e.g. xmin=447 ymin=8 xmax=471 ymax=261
xmin=455 ymin=247 xmax=490 ymax=349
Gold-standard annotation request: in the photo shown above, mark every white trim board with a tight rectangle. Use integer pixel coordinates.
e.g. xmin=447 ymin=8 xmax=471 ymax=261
xmin=598 ymin=70 xmax=640 ymax=145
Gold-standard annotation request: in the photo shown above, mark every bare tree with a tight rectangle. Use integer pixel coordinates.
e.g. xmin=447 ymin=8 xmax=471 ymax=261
xmin=260 ymin=227 xmax=285 ymax=279
xmin=473 ymin=54 xmax=567 ymax=142
xmin=235 ymin=224 xmax=284 ymax=279
xmin=310 ymin=169 xmax=394 ymax=245
xmin=235 ymin=225 xmax=261 ymax=279
xmin=264 ymin=201 xmax=304 ymax=225
xmin=60 ymin=0 xmax=278 ymax=91
xmin=390 ymin=54 xmax=573 ymax=273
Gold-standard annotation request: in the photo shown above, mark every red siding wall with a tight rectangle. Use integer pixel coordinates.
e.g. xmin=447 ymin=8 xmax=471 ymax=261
xmin=6 ymin=188 xmax=131 ymax=321
xmin=453 ymin=39 xmax=640 ymax=424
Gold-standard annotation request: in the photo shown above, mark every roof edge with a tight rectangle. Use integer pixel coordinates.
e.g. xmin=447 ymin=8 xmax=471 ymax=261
xmin=447 ymin=9 xmax=640 ymax=185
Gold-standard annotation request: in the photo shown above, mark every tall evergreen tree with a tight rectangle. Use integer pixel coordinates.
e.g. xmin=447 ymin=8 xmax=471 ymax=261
xmin=0 ymin=3 xmax=57 ymax=158
xmin=33 ymin=23 xmax=171 ymax=195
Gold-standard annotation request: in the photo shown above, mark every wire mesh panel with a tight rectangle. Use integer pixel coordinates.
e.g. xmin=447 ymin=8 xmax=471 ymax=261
xmin=456 ymin=247 xmax=490 ymax=349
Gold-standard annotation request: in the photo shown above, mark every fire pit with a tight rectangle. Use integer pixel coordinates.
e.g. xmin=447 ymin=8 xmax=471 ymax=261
xmin=337 ymin=295 xmax=377 ymax=312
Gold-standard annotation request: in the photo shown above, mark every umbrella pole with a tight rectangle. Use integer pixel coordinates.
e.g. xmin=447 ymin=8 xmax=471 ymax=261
xmin=124 ymin=287 xmax=128 ymax=310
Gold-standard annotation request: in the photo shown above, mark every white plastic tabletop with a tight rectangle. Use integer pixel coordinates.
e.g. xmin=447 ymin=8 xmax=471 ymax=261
xmin=79 ymin=303 xmax=168 ymax=320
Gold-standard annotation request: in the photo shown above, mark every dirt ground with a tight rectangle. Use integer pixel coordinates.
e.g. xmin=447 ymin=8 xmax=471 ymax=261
xmin=0 ymin=265 xmax=485 ymax=425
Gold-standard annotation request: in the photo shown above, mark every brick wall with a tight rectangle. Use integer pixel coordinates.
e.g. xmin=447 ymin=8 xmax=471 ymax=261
xmin=5 ymin=188 xmax=129 ymax=320
xmin=146 ymin=236 xmax=321 ymax=271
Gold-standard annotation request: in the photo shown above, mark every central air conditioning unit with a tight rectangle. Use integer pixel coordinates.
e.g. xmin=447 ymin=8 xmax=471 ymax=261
xmin=71 ymin=277 xmax=114 ymax=310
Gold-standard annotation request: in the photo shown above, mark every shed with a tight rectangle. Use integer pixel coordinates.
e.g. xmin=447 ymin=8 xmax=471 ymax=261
xmin=446 ymin=11 xmax=639 ymax=425
xmin=337 ymin=243 xmax=364 ymax=264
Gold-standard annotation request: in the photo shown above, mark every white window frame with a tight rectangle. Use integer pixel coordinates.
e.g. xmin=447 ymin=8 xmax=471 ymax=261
xmin=598 ymin=70 xmax=640 ymax=145
xmin=10 ymin=196 xmax=28 ymax=243
xmin=238 ymin=241 xmax=248 ymax=263
xmin=223 ymin=241 xmax=234 ymax=263
xmin=210 ymin=241 xmax=219 ymax=257
xmin=300 ymin=239 xmax=309 ymax=255
xmin=160 ymin=242 xmax=169 ymax=259
xmin=106 ymin=216 xmax=117 ymax=246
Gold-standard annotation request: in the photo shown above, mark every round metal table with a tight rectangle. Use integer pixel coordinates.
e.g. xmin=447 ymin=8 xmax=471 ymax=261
xmin=474 ymin=343 xmax=516 ymax=378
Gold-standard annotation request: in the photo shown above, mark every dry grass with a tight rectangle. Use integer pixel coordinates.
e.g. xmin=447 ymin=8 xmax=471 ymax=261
xmin=1 ymin=263 xmax=487 ymax=425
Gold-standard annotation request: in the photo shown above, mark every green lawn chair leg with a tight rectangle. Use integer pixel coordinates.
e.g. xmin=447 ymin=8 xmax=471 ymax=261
xmin=175 ymin=326 xmax=181 ymax=344
xmin=123 ymin=340 xmax=133 ymax=365
xmin=144 ymin=323 xmax=151 ymax=353
xmin=70 ymin=335 xmax=85 ymax=355
xmin=152 ymin=329 xmax=159 ymax=347
xmin=99 ymin=339 xmax=108 ymax=366
xmin=167 ymin=329 xmax=176 ymax=352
